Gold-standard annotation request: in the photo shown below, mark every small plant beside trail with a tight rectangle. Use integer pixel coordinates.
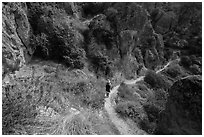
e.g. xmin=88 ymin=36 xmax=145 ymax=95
xmin=115 ymin=101 xmax=148 ymax=130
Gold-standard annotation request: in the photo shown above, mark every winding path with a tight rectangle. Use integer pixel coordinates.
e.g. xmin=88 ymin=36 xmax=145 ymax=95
xmin=104 ymin=85 xmax=146 ymax=135
xmin=104 ymin=59 xmax=178 ymax=135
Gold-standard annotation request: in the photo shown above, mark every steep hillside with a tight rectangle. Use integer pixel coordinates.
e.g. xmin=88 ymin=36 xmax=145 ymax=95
xmin=2 ymin=2 xmax=202 ymax=135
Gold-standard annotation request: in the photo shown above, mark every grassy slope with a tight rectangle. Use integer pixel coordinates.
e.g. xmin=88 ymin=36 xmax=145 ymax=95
xmin=2 ymin=59 xmax=120 ymax=135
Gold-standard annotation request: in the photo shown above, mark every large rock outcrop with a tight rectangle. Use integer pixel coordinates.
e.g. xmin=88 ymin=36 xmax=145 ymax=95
xmin=111 ymin=3 xmax=165 ymax=70
xmin=85 ymin=3 xmax=166 ymax=78
xmin=2 ymin=3 xmax=31 ymax=78
xmin=156 ymin=75 xmax=202 ymax=135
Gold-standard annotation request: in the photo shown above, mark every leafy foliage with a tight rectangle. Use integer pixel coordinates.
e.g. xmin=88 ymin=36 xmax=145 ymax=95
xmin=163 ymin=3 xmax=202 ymax=56
xmin=115 ymin=101 xmax=145 ymax=122
xmin=89 ymin=52 xmax=112 ymax=77
xmin=78 ymin=2 xmax=109 ymax=18
xmin=139 ymin=104 xmax=159 ymax=134
xmin=179 ymin=56 xmax=192 ymax=68
xmin=189 ymin=64 xmax=201 ymax=75
xmin=165 ymin=64 xmax=182 ymax=78
xmin=144 ymin=70 xmax=169 ymax=89
xmin=27 ymin=3 xmax=85 ymax=69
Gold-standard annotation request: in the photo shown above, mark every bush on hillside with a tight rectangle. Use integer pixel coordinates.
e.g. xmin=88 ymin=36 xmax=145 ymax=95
xmin=78 ymin=2 xmax=109 ymax=17
xmin=143 ymin=103 xmax=160 ymax=122
xmin=189 ymin=64 xmax=201 ymax=75
xmin=144 ymin=70 xmax=169 ymax=89
xmin=115 ymin=101 xmax=146 ymax=123
xmin=89 ymin=53 xmax=112 ymax=77
xmin=117 ymin=82 xmax=132 ymax=99
xmin=139 ymin=89 xmax=168 ymax=134
xmin=27 ymin=3 xmax=85 ymax=69
xmin=135 ymin=83 xmax=153 ymax=99
xmin=69 ymin=81 xmax=87 ymax=95
xmin=65 ymin=80 xmax=105 ymax=110
xmin=117 ymin=82 xmax=143 ymax=102
xmin=179 ymin=56 xmax=192 ymax=68
xmin=165 ymin=64 xmax=182 ymax=78
xmin=147 ymin=88 xmax=168 ymax=111
xmin=139 ymin=103 xmax=160 ymax=134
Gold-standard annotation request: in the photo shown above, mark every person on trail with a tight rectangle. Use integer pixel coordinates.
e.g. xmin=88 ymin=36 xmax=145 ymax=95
xmin=105 ymin=79 xmax=112 ymax=97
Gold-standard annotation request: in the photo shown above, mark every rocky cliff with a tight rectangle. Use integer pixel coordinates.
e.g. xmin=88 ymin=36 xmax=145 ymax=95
xmin=3 ymin=2 xmax=201 ymax=80
xmin=2 ymin=2 xmax=31 ymax=78
xmin=157 ymin=75 xmax=202 ymax=134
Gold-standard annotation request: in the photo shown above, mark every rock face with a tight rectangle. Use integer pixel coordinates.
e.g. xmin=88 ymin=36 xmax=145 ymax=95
xmin=104 ymin=3 xmax=165 ymax=76
xmin=157 ymin=76 xmax=202 ymax=135
xmin=2 ymin=3 xmax=31 ymax=78
xmin=74 ymin=3 xmax=167 ymax=78
xmin=115 ymin=3 xmax=164 ymax=69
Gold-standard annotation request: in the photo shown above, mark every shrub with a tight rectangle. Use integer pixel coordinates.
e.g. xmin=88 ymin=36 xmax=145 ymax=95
xmin=79 ymin=2 xmax=108 ymax=17
xmin=43 ymin=66 xmax=55 ymax=74
xmin=115 ymin=101 xmax=145 ymax=123
xmin=82 ymin=92 xmax=105 ymax=109
xmin=179 ymin=56 xmax=192 ymax=68
xmin=135 ymin=83 xmax=152 ymax=99
xmin=27 ymin=3 xmax=85 ymax=69
xmin=189 ymin=64 xmax=201 ymax=75
xmin=139 ymin=103 xmax=160 ymax=134
xmin=117 ymin=82 xmax=143 ymax=102
xmin=89 ymin=53 xmax=112 ymax=77
xmin=66 ymin=80 xmax=105 ymax=110
xmin=117 ymin=82 xmax=132 ymax=99
xmin=70 ymin=81 xmax=87 ymax=95
xmin=139 ymin=118 xmax=157 ymax=134
xmin=143 ymin=104 xmax=160 ymax=122
xmin=165 ymin=64 xmax=182 ymax=78
xmin=144 ymin=70 xmax=169 ymax=89
xmin=30 ymin=33 xmax=50 ymax=58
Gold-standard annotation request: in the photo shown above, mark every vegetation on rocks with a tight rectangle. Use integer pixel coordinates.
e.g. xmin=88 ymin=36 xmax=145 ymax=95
xmin=27 ymin=3 xmax=86 ymax=69
xmin=144 ymin=70 xmax=170 ymax=89
xmin=2 ymin=2 xmax=202 ymax=135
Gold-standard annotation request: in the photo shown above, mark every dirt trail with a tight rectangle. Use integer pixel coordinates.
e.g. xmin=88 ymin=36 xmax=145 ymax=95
xmin=104 ymin=60 xmax=177 ymax=135
xmin=104 ymin=85 xmax=146 ymax=135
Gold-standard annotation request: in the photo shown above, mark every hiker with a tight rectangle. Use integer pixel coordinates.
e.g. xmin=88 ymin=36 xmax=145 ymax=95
xmin=105 ymin=79 xmax=112 ymax=97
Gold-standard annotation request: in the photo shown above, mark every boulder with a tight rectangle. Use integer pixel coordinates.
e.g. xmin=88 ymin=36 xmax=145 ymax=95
xmin=157 ymin=75 xmax=202 ymax=134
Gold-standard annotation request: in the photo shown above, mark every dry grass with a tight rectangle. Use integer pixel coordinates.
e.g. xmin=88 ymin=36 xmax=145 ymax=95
xmin=2 ymin=62 xmax=115 ymax=135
